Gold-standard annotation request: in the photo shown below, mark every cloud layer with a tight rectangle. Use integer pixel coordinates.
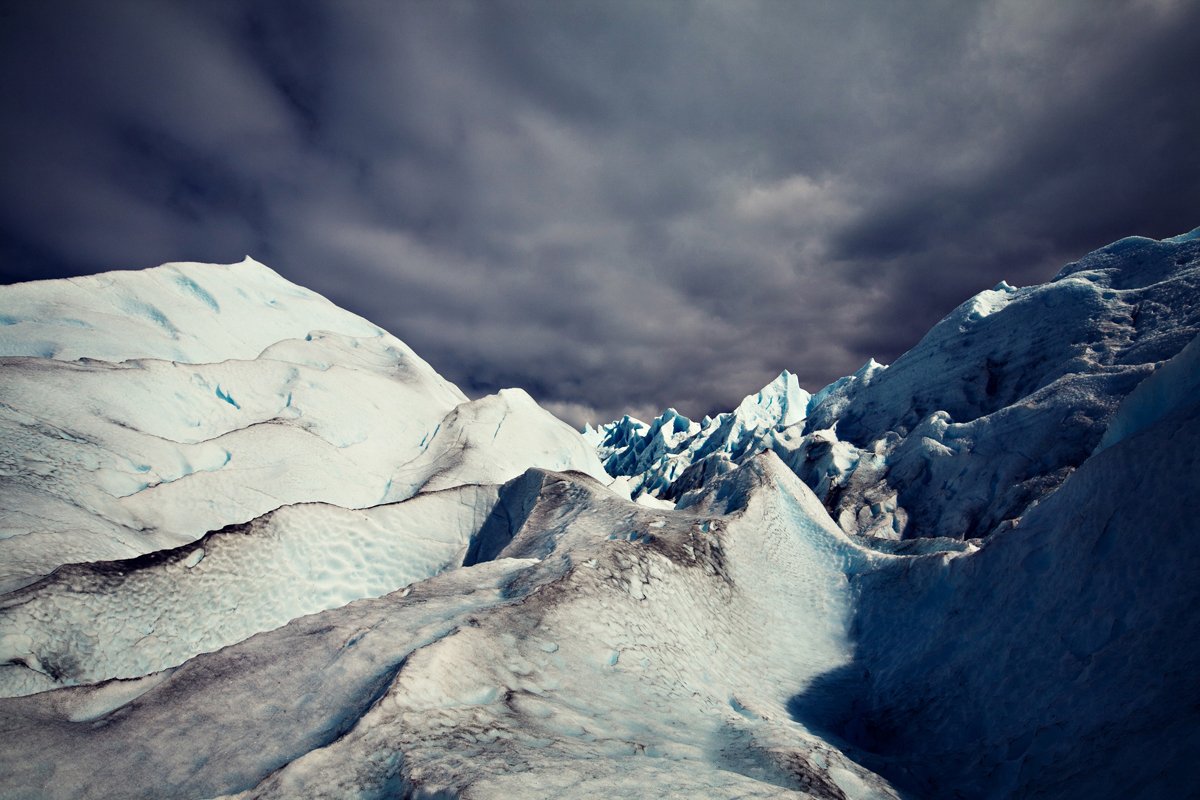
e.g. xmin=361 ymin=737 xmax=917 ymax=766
xmin=2 ymin=0 xmax=1198 ymax=427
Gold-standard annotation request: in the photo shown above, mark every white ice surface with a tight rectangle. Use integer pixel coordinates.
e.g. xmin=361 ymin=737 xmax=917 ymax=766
xmin=7 ymin=415 xmax=1198 ymax=798
xmin=383 ymin=388 xmax=612 ymax=500
xmin=0 ymin=484 xmax=502 ymax=697
xmin=0 ymin=257 xmax=446 ymax=370
xmin=0 ymin=265 xmax=608 ymax=590
xmin=0 ymin=336 xmax=460 ymax=581
xmin=0 ymin=557 xmax=544 ymax=800
xmin=3 ymin=231 xmax=1199 ymax=799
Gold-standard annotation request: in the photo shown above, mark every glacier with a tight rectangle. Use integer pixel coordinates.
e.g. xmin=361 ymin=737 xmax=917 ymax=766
xmin=0 ymin=227 xmax=1198 ymax=799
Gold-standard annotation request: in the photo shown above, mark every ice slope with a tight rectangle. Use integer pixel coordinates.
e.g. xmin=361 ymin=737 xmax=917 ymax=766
xmin=2 ymin=229 xmax=1198 ymax=800
xmin=3 ymin=399 xmax=1197 ymax=799
xmin=0 ymin=262 xmax=609 ymax=590
xmin=1093 ymin=328 xmax=1200 ymax=454
xmin=0 ymin=335 xmax=459 ymax=589
xmin=0 ymin=484 xmax=501 ymax=697
xmin=0 ymin=457 xmax=919 ymax=800
xmin=781 ymin=232 xmax=1200 ymax=541
xmin=593 ymin=230 xmax=1200 ymax=543
xmin=0 ymin=557 xmax=542 ymax=800
xmin=0 ymin=379 xmax=612 ymax=697
xmin=384 ymin=388 xmax=611 ymax=498
xmin=799 ymin=360 xmax=1200 ymax=799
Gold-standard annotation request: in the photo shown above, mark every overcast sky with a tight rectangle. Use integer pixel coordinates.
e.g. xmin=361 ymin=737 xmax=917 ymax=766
xmin=2 ymin=0 xmax=1198 ymax=426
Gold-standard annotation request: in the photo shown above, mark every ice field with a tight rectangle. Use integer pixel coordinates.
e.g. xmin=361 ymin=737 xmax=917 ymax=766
xmin=1 ymin=227 xmax=1199 ymax=798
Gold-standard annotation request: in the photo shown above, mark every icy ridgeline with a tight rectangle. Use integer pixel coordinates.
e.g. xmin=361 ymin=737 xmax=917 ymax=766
xmin=591 ymin=229 xmax=1200 ymax=543
xmin=586 ymin=366 xmax=871 ymax=510
xmin=0 ymin=259 xmax=904 ymax=799
xmin=0 ymin=257 xmax=609 ymax=593
xmin=2 ymin=230 xmax=1200 ymax=800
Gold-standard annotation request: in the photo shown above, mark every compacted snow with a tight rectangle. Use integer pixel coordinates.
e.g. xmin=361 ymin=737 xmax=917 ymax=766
xmin=1 ymin=228 xmax=1199 ymax=799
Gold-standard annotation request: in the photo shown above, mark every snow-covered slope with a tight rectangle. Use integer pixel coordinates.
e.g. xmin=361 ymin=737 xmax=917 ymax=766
xmin=0 ymin=261 xmax=608 ymax=592
xmin=593 ymin=230 xmax=1200 ymax=544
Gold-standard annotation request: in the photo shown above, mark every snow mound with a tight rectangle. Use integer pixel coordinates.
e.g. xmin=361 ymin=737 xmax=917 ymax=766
xmin=0 ymin=257 xmax=437 ymax=369
xmin=0 ymin=263 xmax=608 ymax=590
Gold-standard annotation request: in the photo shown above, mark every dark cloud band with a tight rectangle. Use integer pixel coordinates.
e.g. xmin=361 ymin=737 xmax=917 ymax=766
xmin=2 ymin=0 xmax=1197 ymax=427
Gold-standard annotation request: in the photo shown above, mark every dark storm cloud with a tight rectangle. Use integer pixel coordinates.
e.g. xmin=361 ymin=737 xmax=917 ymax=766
xmin=2 ymin=0 xmax=1198 ymax=428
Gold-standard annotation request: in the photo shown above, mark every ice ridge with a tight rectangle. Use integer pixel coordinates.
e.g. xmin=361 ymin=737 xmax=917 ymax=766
xmin=592 ymin=228 xmax=1200 ymax=543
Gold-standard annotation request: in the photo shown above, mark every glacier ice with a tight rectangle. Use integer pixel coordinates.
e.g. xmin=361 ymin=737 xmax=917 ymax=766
xmin=0 ymin=485 xmax=503 ymax=697
xmin=821 ymin=387 xmax=1200 ymax=799
xmin=1 ymin=228 xmax=1199 ymax=799
xmin=0 ymin=458 xmax=912 ymax=800
xmin=0 ymin=262 xmax=608 ymax=592
xmin=1093 ymin=328 xmax=1200 ymax=454
xmin=0 ymin=257 xmax=437 ymax=368
xmin=592 ymin=370 xmax=817 ymax=505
